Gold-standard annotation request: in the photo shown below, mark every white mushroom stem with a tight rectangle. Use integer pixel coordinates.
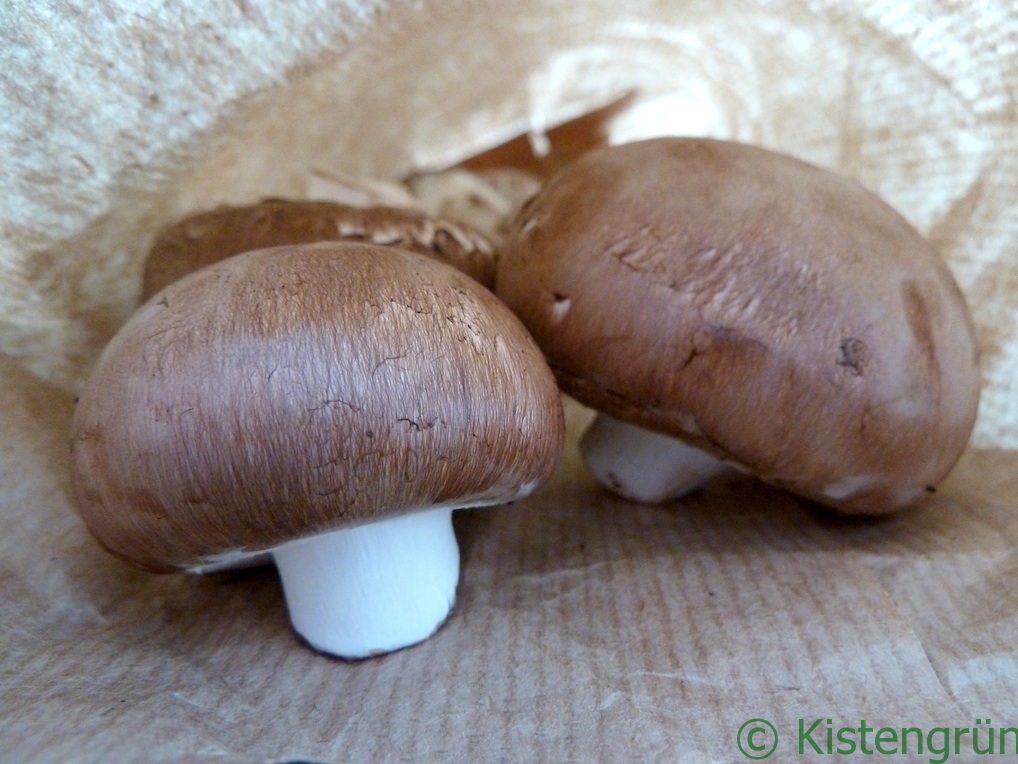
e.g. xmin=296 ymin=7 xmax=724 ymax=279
xmin=579 ymin=414 xmax=731 ymax=504
xmin=272 ymin=506 xmax=459 ymax=660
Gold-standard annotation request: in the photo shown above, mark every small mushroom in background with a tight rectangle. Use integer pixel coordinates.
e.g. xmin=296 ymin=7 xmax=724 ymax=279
xmin=141 ymin=200 xmax=498 ymax=301
xmin=496 ymin=137 xmax=981 ymax=515
xmin=71 ymin=242 xmax=565 ymax=659
xmin=141 ymin=97 xmax=632 ymax=305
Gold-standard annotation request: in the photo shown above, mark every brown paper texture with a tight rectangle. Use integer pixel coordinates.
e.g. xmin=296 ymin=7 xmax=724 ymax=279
xmin=2 ymin=1 xmax=1017 ymax=761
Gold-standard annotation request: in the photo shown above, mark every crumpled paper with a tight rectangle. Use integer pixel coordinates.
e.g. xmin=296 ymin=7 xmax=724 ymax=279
xmin=2 ymin=1 xmax=1016 ymax=761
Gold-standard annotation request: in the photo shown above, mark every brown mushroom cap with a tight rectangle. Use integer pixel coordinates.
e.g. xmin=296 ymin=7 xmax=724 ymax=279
xmin=496 ymin=137 xmax=981 ymax=514
xmin=141 ymin=200 xmax=497 ymax=300
xmin=72 ymin=241 xmax=564 ymax=571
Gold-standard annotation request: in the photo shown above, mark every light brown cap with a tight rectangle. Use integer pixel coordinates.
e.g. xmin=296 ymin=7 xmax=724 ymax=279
xmin=72 ymin=242 xmax=564 ymax=571
xmin=141 ymin=200 xmax=497 ymax=300
xmin=496 ymin=137 xmax=981 ymax=514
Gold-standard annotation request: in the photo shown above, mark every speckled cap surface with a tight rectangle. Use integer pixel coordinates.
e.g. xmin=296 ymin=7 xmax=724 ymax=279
xmin=497 ymin=137 xmax=981 ymax=513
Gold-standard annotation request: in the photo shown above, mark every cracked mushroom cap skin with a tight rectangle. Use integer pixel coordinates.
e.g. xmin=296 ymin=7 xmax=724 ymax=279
xmin=71 ymin=241 xmax=564 ymax=572
xmin=141 ymin=200 xmax=497 ymax=301
xmin=496 ymin=137 xmax=981 ymax=514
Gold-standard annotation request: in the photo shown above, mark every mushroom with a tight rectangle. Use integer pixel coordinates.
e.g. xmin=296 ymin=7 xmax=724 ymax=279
xmin=71 ymin=241 xmax=565 ymax=658
xmin=141 ymin=200 xmax=498 ymax=301
xmin=496 ymin=137 xmax=981 ymax=514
